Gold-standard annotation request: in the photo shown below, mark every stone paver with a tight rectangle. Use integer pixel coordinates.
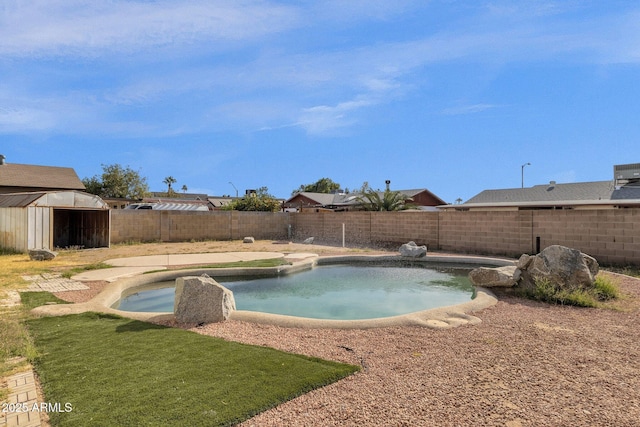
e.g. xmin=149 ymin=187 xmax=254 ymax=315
xmin=1 ymin=371 xmax=42 ymax=427
xmin=21 ymin=273 xmax=88 ymax=293
xmin=0 ymin=291 xmax=21 ymax=308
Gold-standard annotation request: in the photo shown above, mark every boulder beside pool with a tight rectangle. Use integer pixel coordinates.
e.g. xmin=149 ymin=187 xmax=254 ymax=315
xmin=399 ymin=241 xmax=427 ymax=258
xmin=468 ymin=245 xmax=598 ymax=291
xmin=174 ymin=274 xmax=236 ymax=324
xmin=468 ymin=266 xmax=519 ymax=287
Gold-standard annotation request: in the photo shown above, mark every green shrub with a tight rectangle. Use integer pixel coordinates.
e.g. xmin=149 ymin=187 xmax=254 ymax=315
xmin=593 ymin=275 xmax=620 ymax=301
xmin=524 ymin=275 xmax=619 ymax=308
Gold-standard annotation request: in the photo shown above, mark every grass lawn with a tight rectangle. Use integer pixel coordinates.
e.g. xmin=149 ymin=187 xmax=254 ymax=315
xmin=26 ymin=312 xmax=359 ymax=426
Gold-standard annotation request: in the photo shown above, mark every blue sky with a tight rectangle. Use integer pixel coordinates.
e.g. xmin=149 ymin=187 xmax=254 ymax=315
xmin=2 ymin=1 xmax=639 ymax=203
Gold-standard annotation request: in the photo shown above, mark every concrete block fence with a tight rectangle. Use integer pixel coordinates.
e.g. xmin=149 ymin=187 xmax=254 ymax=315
xmin=110 ymin=209 xmax=640 ymax=266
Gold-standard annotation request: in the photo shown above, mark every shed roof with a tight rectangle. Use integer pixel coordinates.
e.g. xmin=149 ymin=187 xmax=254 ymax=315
xmin=0 ymin=191 xmax=108 ymax=209
xmin=0 ymin=163 xmax=85 ymax=191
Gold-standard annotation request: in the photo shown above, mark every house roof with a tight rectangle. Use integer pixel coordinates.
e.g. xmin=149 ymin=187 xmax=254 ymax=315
xmin=448 ymin=180 xmax=640 ymax=209
xmin=0 ymin=163 xmax=85 ymax=191
xmin=285 ymin=188 xmax=446 ymax=207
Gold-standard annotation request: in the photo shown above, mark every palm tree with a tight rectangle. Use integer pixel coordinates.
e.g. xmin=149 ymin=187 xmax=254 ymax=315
xmin=181 ymin=184 xmax=188 ymax=194
xmin=356 ymin=189 xmax=410 ymax=211
xmin=163 ymin=176 xmax=177 ymax=196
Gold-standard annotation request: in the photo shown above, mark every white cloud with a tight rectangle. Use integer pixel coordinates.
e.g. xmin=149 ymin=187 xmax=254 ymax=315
xmin=442 ymin=104 xmax=499 ymax=116
xmin=0 ymin=0 xmax=300 ymax=57
xmin=0 ymin=106 xmax=56 ymax=132
xmin=297 ymin=97 xmax=377 ymax=135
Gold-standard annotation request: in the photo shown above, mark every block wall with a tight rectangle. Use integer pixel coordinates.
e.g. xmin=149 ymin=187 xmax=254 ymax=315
xmin=110 ymin=209 xmax=640 ymax=266
xmin=438 ymin=211 xmax=534 ymax=257
xmin=110 ymin=210 xmax=289 ymax=243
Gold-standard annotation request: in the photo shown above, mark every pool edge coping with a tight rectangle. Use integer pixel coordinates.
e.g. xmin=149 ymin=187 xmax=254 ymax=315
xmin=32 ymin=253 xmax=514 ymax=329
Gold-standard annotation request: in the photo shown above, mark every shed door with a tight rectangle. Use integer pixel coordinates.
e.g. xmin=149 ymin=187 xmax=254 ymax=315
xmin=53 ymin=209 xmax=110 ymax=249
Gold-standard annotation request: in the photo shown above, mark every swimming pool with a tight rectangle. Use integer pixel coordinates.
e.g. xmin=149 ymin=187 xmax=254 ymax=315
xmin=114 ymin=263 xmax=475 ymax=320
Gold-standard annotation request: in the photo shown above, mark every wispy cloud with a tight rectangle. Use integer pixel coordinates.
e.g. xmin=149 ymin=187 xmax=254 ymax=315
xmin=0 ymin=0 xmax=300 ymax=57
xmin=297 ymin=97 xmax=377 ymax=135
xmin=0 ymin=106 xmax=55 ymax=132
xmin=442 ymin=103 xmax=500 ymax=116
xmin=2 ymin=1 xmax=639 ymax=139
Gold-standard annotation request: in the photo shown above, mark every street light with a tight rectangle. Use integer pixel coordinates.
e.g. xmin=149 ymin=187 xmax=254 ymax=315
xmin=521 ymin=163 xmax=531 ymax=188
xmin=229 ymin=181 xmax=238 ymax=198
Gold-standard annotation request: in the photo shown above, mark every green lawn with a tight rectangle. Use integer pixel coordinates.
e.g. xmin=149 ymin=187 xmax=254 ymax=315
xmin=26 ymin=313 xmax=359 ymax=426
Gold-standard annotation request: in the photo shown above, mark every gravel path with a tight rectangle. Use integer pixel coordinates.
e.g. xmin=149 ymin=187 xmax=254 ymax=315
xmin=181 ymin=272 xmax=640 ymax=427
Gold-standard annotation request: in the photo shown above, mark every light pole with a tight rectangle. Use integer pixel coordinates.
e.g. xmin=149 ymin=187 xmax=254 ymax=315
xmin=229 ymin=182 xmax=238 ymax=198
xmin=521 ymin=163 xmax=531 ymax=188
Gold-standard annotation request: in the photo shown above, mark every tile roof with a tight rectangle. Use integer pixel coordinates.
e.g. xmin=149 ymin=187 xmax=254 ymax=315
xmin=0 ymin=163 xmax=85 ymax=190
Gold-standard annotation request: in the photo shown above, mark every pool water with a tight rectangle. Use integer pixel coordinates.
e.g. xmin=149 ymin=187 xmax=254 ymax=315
xmin=115 ymin=264 xmax=475 ymax=320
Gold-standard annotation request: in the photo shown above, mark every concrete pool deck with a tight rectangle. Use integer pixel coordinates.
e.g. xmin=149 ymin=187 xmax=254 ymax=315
xmin=31 ymin=252 xmax=514 ymax=329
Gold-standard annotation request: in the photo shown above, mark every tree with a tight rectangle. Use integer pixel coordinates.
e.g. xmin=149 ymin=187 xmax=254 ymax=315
xmin=356 ymin=188 xmax=411 ymax=211
xmin=82 ymin=164 xmax=149 ymax=199
xmin=223 ymin=187 xmax=281 ymax=212
xmin=181 ymin=184 xmax=188 ymax=193
xmin=163 ymin=176 xmax=177 ymax=197
xmin=292 ymin=177 xmax=341 ymax=195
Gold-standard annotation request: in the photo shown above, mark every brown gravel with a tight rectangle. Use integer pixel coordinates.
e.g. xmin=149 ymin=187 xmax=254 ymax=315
xmin=52 ymin=243 xmax=640 ymax=426
xmin=54 ymin=281 xmax=109 ymax=303
xmin=174 ymin=272 xmax=639 ymax=427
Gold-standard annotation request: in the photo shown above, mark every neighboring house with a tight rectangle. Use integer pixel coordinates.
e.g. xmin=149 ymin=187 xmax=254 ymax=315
xmin=130 ymin=197 xmax=214 ymax=211
xmin=103 ymin=197 xmax=140 ymax=210
xmin=284 ymin=188 xmax=446 ymax=212
xmin=0 ymin=155 xmax=85 ymax=194
xmin=106 ymin=193 xmax=211 ymax=210
xmin=442 ymin=163 xmax=640 ymax=211
xmin=149 ymin=192 xmax=209 ymax=200
xmin=208 ymin=196 xmax=237 ymax=210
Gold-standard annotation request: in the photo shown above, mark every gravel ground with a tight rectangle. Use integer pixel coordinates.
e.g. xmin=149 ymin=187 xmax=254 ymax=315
xmin=51 ymin=243 xmax=640 ymax=427
xmin=174 ymin=272 xmax=640 ymax=427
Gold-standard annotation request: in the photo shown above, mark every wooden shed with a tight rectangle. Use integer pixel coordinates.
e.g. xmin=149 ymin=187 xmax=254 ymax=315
xmin=0 ymin=191 xmax=110 ymax=252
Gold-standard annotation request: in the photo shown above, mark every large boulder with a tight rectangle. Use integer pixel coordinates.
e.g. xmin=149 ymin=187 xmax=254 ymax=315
xmin=29 ymin=249 xmax=58 ymax=261
xmin=468 ymin=266 xmax=519 ymax=287
xmin=517 ymin=245 xmax=599 ymax=291
xmin=174 ymin=274 xmax=236 ymax=324
xmin=399 ymin=241 xmax=427 ymax=258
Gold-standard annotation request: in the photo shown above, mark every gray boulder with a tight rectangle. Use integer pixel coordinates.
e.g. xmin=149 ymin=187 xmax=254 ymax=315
xmin=243 ymin=236 xmax=255 ymax=243
xmin=468 ymin=266 xmax=519 ymax=287
xmin=518 ymin=245 xmax=599 ymax=291
xmin=28 ymin=249 xmax=58 ymax=261
xmin=303 ymin=237 xmax=315 ymax=244
xmin=399 ymin=241 xmax=427 ymax=258
xmin=174 ymin=274 xmax=236 ymax=324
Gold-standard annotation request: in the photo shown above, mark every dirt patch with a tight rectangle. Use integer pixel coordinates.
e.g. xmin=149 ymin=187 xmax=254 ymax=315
xmin=56 ymin=240 xmax=382 ymax=266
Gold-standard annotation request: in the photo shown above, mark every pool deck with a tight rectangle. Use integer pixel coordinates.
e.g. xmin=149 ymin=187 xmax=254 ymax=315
xmin=30 ymin=251 xmax=513 ymax=329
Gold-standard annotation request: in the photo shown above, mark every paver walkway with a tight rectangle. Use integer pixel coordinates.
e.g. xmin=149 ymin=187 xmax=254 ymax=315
xmin=21 ymin=273 xmax=88 ymax=292
xmin=1 ymin=371 xmax=42 ymax=427
xmin=1 ymin=272 xmax=86 ymax=427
